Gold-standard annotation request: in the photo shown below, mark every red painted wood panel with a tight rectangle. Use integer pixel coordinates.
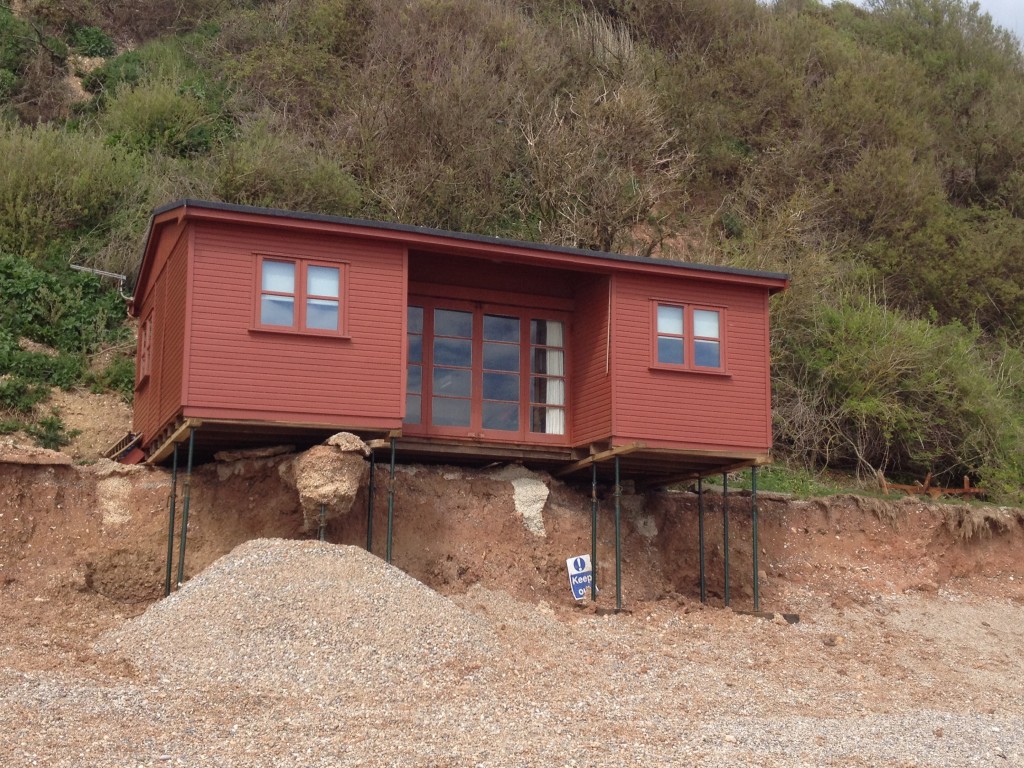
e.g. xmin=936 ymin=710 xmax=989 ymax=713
xmin=611 ymin=273 xmax=773 ymax=451
xmin=570 ymin=275 xmax=612 ymax=446
xmin=182 ymin=222 xmax=406 ymax=429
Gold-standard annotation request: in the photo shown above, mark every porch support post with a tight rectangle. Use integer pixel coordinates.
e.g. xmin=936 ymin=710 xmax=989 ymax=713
xmin=386 ymin=437 xmax=396 ymax=564
xmin=175 ymin=428 xmax=196 ymax=588
xmin=752 ymin=466 xmax=760 ymax=613
xmin=722 ymin=471 xmax=730 ymax=607
xmin=614 ymin=455 xmax=622 ymax=612
xmin=591 ymin=461 xmax=598 ymax=602
xmin=366 ymin=450 xmax=376 ymax=552
xmin=163 ymin=444 xmax=179 ymax=597
xmin=698 ymin=475 xmax=706 ymax=604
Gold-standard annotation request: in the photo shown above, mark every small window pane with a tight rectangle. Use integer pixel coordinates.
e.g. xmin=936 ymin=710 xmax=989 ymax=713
xmin=694 ymin=309 xmax=720 ymax=339
xmin=531 ymin=407 xmax=565 ymax=435
xmin=432 ymin=397 xmax=471 ymax=427
xmin=483 ymin=372 xmax=519 ymax=401
xmin=306 ymin=298 xmax=338 ymax=331
xmin=435 ymin=309 xmax=472 ymax=338
xmin=433 ymin=368 xmax=471 ymax=397
xmin=408 ymin=306 xmax=424 ymax=334
xmin=484 ymin=315 xmax=519 ymax=342
xmin=408 ymin=334 xmax=423 ymax=363
xmin=434 ymin=337 xmax=472 ymax=367
xmin=531 ymin=319 xmax=564 ymax=346
xmin=405 ymin=394 xmax=421 ymax=424
xmin=657 ymin=305 xmax=684 ymax=335
xmin=483 ymin=402 xmax=519 ymax=431
xmin=407 ymin=365 xmax=422 ymax=394
xmin=658 ymin=336 xmax=684 ymax=365
xmin=532 ymin=348 xmax=564 ymax=375
xmin=483 ymin=342 xmax=518 ymax=372
xmin=261 ymin=295 xmax=294 ymax=326
xmin=262 ymin=260 xmax=295 ymax=293
xmin=695 ymin=340 xmax=721 ymax=368
xmin=307 ymin=266 xmax=339 ymax=298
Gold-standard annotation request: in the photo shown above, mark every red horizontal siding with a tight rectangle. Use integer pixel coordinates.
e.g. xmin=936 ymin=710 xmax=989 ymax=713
xmin=611 ymin=273 xmax=773 ymax=451
xmin=571 ymin=275 xmax=612 ymax=446
xmin=183 ymin=223 xmax=405 ymax=428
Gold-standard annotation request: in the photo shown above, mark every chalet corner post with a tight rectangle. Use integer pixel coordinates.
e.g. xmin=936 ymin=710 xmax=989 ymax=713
xmin=722 ymin=471 xmax=730 ymax=608
xmin=175 ymin=428 xmax=196 ymax=588
xmin=163 ymin=444 xmax=179 ymax=597
xmin=752 ymin=466 xmax=760 ymax=613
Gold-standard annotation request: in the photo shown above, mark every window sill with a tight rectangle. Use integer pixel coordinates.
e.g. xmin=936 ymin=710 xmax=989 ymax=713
xmin=648 ymin=363 xmax=731 ymax=377
xmin=249 ymin=325 xmax=351 ymax=340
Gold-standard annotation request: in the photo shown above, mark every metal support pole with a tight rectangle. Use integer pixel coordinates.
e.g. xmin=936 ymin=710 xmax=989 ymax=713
xmin=163 ymin=444 xmax=179 ymax=597
xmin=752 ymin=466 xmax=760 ymax=613
xmin=722 ymin=471 xmax=730 ymax=607
xmin=175 ymin=428 xmax=196 ymax=588
xmin=386 ymin=437 xmax=396 ymax=564
xmin=614 ymin=455 xmax=622 ymax=612
xmin=318 ymin=503 xmax=326 ymax=542
xmin=591 ymin=462 xmax=598 ymax=602
xmin=366 ymin=451 xmax=376 ymax=552
xmin=697 ymin=475 xmax=706 ymax=604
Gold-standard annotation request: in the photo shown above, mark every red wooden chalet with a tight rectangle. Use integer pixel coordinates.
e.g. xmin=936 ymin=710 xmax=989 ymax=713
xmin=129 ymin=199 xmax=788 ymax=485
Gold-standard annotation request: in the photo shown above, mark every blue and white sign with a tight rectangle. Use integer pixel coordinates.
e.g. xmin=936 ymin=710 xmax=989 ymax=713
xmin=566 ymin=554 xmax=594 ymax=601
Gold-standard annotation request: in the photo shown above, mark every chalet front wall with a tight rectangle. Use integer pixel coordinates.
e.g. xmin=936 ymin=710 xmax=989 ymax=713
xmin=611 ymin=272 xmax=773 ymax=452
xmin=180 ymin=221 xmax=407 ymax=430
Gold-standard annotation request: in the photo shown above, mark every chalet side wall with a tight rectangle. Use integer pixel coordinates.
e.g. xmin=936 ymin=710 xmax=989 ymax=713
xmin=182 ymin=222 xmax=406 ymax=429
xmin=570 ymin=274 xmax=613 ymax=446
xmin=611 ymin=273 xmax=773 ymax=451
xmin=133 ymin=228 xmax=189 ymax=445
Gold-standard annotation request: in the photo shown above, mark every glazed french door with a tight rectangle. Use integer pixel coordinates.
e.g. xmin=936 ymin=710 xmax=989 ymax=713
xmin=404 ymin=301 xmax=567 ymax=442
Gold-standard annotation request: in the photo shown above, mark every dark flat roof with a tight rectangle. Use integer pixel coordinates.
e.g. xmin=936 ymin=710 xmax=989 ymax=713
xmin=149 ymin=198 xmax=790 ymax=284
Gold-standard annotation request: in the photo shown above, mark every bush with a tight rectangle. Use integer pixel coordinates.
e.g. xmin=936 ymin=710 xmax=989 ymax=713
xmin=100 ymin=80 xmax=224 ymax=157
xmin=0 ymin=124 xmax=141 ymax=258
xmin=70 ymin=25 xmax=116 ymax=57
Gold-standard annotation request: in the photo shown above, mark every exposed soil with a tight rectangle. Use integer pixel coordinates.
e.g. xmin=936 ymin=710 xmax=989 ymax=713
xmin=1 ymin=435 xmax=1023 ymax=765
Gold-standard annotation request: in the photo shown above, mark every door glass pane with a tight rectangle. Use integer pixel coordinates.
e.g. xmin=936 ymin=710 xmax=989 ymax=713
xmin=530 ymin=407 xmax=565 ymax=435
xmin=531 ymin=348 xmax=564 ymax=375
xmin=432 ymin=397 xmax=471 ymax=427
xmin=483 ymin=372 xmax=519 ymax=401
xmin=407 ymin=365 xmax=422 ymax=394
xmin=532 ymin=377 xmax=565 ymax=406
xmin=531 ymin=319 xmax=563 ymax=346
xmin=408 ymin=306 xmax=424 ymax=333
xmin=261 ymin=295 xmax=294 ymax=326
xmin=307 ymin=265 xmax=339 ymax=297
xmin=434 ymin=309 xmax=472 ymax=337
xmin=433 ymin=368 xmax=471 ymax=397
xmin=483 ymin=402 xmax=519 ymax=431
xmin=483 ymin=342 xmax=518 ymax=372
xmin=262 ymin=260 xmax=294 ymax=293
xmin=405 ymin=394 xmax=421 ymax=424
xmin=658 ymin=336 xmax=684 ymax=364
xmin=306 ymin=298 xmax=338 ymax=330
xmin=434 ymin=337 xmax=472 ymax=367
xmin=408 ymin=334 xmax=422 ymax=363
xmin=484 ymin=315 xmax=519 ymax=342
xmin=694 ymin=340 xmax=721 ymax=368
xmin=693 ymin=309 xmax=719 ymax=338
xmin=657 ymin=305 xmax=684 ymax=335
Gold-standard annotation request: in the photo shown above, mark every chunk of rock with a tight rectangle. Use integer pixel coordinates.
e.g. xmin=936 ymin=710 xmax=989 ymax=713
xmin=280 ymin=433 xmax=369 ymax=531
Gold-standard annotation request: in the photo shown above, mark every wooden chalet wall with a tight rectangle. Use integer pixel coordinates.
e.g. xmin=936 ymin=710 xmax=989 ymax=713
xmin=570 ymin=274 xmax=613 ymax=447
xmin=180 ymin=221 xmax=407 ymax=430
xmin=611 ymin=273 xmax=773 ymax=452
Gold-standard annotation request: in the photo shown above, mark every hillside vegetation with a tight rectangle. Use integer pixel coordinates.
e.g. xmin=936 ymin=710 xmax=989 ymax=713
xmin=1 ymin=0 xmax=1022 ymax=500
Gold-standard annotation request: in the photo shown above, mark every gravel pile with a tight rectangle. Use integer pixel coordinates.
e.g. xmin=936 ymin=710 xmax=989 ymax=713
xmin=2 ymin=539 xmax=1022 ymax=766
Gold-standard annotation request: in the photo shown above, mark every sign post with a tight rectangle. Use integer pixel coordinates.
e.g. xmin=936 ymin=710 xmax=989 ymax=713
xmin=566 ymin=554 xmax=594 ymax=601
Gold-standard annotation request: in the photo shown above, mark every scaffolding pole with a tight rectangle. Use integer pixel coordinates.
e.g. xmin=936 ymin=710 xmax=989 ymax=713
xmin=697 ymin=475 xmax=706 ymax=604
xmin=722 ymin=471 xmax=730 ymax=608
xmin=175 ymin=428 xmax=196 ymax=588
xmin=385 ymin=437 xmax=396 ymax=564
xmin=591 ymin=462 xmax=598 ymax=602
xmin=163 ymin=444 xmax=179 ymax=597
xmin=752 ymin=466 xmax=760 ymax=613
xmin=614 ymin=455 xmax=622 ymax=612
xmin=366 ymin=451 xmax=376 ymax=552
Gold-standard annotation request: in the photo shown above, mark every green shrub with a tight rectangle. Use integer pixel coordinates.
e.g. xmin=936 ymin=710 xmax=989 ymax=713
xmin=100 ymin=80 xmax=224 ymax=157
xmin=70 ymin=26 xmax=116 ymax=57
xmin=87 ymin=354 xmax=135 ymax=402
xmin=0 ymin=375 xmax=51 ymax=414
xmin=25 ymin=409 xmax=79 ymax=450
xmin=0 ymin=125 xmax=141 ymax=258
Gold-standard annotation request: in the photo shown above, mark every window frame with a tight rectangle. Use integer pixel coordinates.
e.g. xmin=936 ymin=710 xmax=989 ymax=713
xmin=649 ymin=300 xmax=727 ymax=374
xmin=403 ymin=297 xmax=570 ymax=444
xmin=252 ymin=253 xmax=349 ymax=337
